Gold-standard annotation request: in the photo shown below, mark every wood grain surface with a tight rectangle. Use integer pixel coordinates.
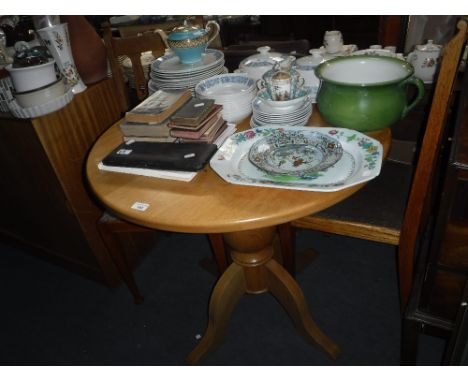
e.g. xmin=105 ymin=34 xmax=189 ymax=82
xmin=86 ymin=105 xmax=391 ymax=234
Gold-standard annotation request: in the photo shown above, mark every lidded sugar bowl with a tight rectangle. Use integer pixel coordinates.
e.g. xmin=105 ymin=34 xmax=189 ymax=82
xmin=293 ymin=49 xmax=324 ymax=88
xmin=407 ymin=39 xmax=442 ymax=83
xmin=236 ymin=46 xmax=289 ymax=81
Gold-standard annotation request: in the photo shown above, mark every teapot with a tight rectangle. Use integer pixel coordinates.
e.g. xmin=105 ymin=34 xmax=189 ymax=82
xmin=155 ymin=20 xmax=220 ymax=65
xmin=407 ymin=39 xmax=442 ymax=84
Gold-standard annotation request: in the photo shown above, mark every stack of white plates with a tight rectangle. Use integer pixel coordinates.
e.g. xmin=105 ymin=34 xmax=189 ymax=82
xmin=250 ymin=89 xmax=313 ymax=127
xmin=195 ymin=73 xmax=256 ymax=123
xmin=149 ymin=49 xmax=227 ymax=92
xmin=121 ymin=51 xmax=155 ymax=89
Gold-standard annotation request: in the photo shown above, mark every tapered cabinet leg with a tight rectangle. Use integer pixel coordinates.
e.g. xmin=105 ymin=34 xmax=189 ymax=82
xmin=186 ymin=262 xmax=246 ymax=365
xmin=266 ymin=259 xmax=340 ymax=359
xmin=401 ymin=317 xmax=421 ymax=365
xmin=97 ymin=221 xmax=144 ymax=304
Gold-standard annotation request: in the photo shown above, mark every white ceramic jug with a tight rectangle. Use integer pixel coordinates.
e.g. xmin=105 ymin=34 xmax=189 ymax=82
xmin=407 ymin=39 xmax=442 ymax=84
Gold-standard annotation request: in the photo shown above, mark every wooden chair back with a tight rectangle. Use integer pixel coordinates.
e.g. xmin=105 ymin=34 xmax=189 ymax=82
xmin=102 ymin=22 xmax=166 ymax=112
xmin=289 ymin=17 xmax=467 ymax=311
xmin=398 ymin=17 xmax=468 ymax=308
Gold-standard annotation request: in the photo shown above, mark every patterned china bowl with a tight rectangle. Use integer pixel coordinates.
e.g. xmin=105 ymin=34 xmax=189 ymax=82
xmin=195 ymin=73 xmax=255 ymax=99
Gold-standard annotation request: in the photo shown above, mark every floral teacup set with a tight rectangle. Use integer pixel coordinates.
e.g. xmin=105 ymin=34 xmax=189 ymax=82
xmin=256 ymin=56 xmax=305 ymax=102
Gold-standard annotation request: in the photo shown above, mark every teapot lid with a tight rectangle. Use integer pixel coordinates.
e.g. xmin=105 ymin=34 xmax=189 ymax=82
xmin=168 ymin=20 xmax=206 ymax=41
xmin=295 ymin=49 xmax=324 ymax=70
xmin=415 ymin=39 xmax=442 ymax=52
xmin=238 ymin=46 xmax=288 ymax=70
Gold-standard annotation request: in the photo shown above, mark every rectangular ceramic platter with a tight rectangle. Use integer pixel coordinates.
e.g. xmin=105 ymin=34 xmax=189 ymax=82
xmin=210 ymin=126 xmax=383 ymax=192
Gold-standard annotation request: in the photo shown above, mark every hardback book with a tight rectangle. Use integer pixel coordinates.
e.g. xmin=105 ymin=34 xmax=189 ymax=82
xmin=168 ymin=104 xmax=222 ymax=131
xmin=123 ymin=135 xmax=177 ymax=143
xmin=119 ymin=119 xmax=171 ymax=138
xmin=97 ymin=162 xmax=197 ymax=182
xmin=124 ymin=89 xmax=192 ymax=123
xmin=170 ymin=114 xmax=225 ymax=140
xmin=178 ymin=120 xmax=228 ymax=144
xmin=169 ymin=98 xmax=215 ymax=127
xmin=197 ymin=120 xmax=228 ymax=143
xmin=212 ymin=122 xmax=237 ymax=147
xmin=101 ymin=140 xmax=218 ymax=172
xmin=169 ymin=106 xmax=223 ymax=139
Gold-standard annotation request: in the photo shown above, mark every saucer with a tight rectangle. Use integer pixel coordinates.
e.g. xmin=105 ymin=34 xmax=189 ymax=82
xmin=352 ymin=48 xmax=397 ymax=58
xmin=151 ymin=49 xmax=224 ymax=74
xmin=319 ymin=44 xmax=358 ymax=59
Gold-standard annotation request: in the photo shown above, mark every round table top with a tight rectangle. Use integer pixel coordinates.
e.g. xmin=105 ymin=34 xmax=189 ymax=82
xmin=86 ymin=106 xmax=391 ymax=234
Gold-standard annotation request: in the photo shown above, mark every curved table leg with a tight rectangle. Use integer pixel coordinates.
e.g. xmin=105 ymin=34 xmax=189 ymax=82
xmin=266 ymin=259 xmax=340 ymax=359
xmin=187 ymin=226 xmax=340 ymax=364
xmin=186 ymin=262 xmax=246 ymax=365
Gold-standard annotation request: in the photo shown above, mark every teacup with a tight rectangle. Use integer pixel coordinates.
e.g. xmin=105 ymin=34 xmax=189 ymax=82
xmin=257 ymin=60 xmax=305 ymax=101
xmin=323 ymin=30 xmax=343 ymax=54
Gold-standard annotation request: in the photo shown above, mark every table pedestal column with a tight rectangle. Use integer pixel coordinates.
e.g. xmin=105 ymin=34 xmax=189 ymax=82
xmin=186 ymin=226 xmax=340 ymax=365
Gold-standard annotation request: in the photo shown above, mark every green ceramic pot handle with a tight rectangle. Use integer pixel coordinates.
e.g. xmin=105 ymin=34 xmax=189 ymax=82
xmin=399 ymin=76 xmax=425 ymax=118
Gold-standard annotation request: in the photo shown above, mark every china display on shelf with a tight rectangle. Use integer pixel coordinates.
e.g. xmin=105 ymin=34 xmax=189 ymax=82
xmin=210 ymin=126 xmax=383 ymax=192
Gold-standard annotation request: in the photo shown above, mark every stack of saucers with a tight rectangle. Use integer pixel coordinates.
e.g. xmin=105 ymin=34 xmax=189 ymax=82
xmin=149 ymin=49 xmax=227 ymax=93
xmin=250 ymin=86 xmax=314 ymax=127
xmin=195 ymin=73 xmax=256 ymax=123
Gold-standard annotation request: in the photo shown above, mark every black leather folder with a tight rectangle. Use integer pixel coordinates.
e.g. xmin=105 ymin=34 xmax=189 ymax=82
xmin=101 ymin=141 xmax=218 ymax=172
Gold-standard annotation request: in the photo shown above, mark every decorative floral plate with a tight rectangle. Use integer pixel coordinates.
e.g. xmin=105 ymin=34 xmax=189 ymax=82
xmin=248 ymin=129 xmax=343 ymax=176
xmin=210 ymin=126 xmax=383 ymax=192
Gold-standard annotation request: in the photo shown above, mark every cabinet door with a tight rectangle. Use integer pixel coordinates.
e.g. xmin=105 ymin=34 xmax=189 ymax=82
xmin=0 ymin=117 xmax=97 ymax=268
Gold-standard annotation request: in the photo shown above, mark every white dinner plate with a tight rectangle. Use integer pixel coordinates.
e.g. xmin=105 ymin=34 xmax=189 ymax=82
xmin=151 ymin=49 xmax=225 ymax=74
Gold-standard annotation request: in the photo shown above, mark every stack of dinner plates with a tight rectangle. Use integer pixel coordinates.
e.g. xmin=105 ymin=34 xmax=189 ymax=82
xmin=195 ymin=73 xmax=256 ymax=123
xmin=149 ymin=49 xmax=227 ymax=93
xmin=250 ymin=87 xmax=314 ymax=127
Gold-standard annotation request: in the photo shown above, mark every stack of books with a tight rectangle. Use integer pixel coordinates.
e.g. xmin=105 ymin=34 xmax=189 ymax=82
xmin=168 ymin=98 xmax=231 ymax=145
xmin=120 ymin=88 xmax=192 ymax=142
xmin=102 ymin=90 xmax=238 ymax=182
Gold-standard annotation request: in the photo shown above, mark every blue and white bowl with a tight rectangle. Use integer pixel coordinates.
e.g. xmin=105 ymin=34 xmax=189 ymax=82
xmin=195 ymin=73 xmax=256 ymax=123
xmin=195 ymin=73 xmax=255 ymax=99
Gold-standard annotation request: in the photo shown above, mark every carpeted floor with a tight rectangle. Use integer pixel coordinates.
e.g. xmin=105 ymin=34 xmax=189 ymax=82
xmin=0 ymin=229 xmax=446 ymax=365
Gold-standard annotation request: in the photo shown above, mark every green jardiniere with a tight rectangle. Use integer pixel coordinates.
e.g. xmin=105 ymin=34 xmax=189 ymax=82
xmin=315 ymin=55 xmax=425 ymax=132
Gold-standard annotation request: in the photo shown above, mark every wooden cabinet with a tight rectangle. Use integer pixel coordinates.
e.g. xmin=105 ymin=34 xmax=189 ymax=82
xmin=0 ymin=78 xmax=151 ymax=287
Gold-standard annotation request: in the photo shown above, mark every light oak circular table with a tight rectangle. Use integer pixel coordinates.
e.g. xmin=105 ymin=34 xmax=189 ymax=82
xmin=86 ymin=106 xmax=391 ymax=364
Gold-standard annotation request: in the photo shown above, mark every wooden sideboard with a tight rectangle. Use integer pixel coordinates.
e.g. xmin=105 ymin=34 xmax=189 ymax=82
xmin=0 ymin=78 xmax=155 ymax=287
